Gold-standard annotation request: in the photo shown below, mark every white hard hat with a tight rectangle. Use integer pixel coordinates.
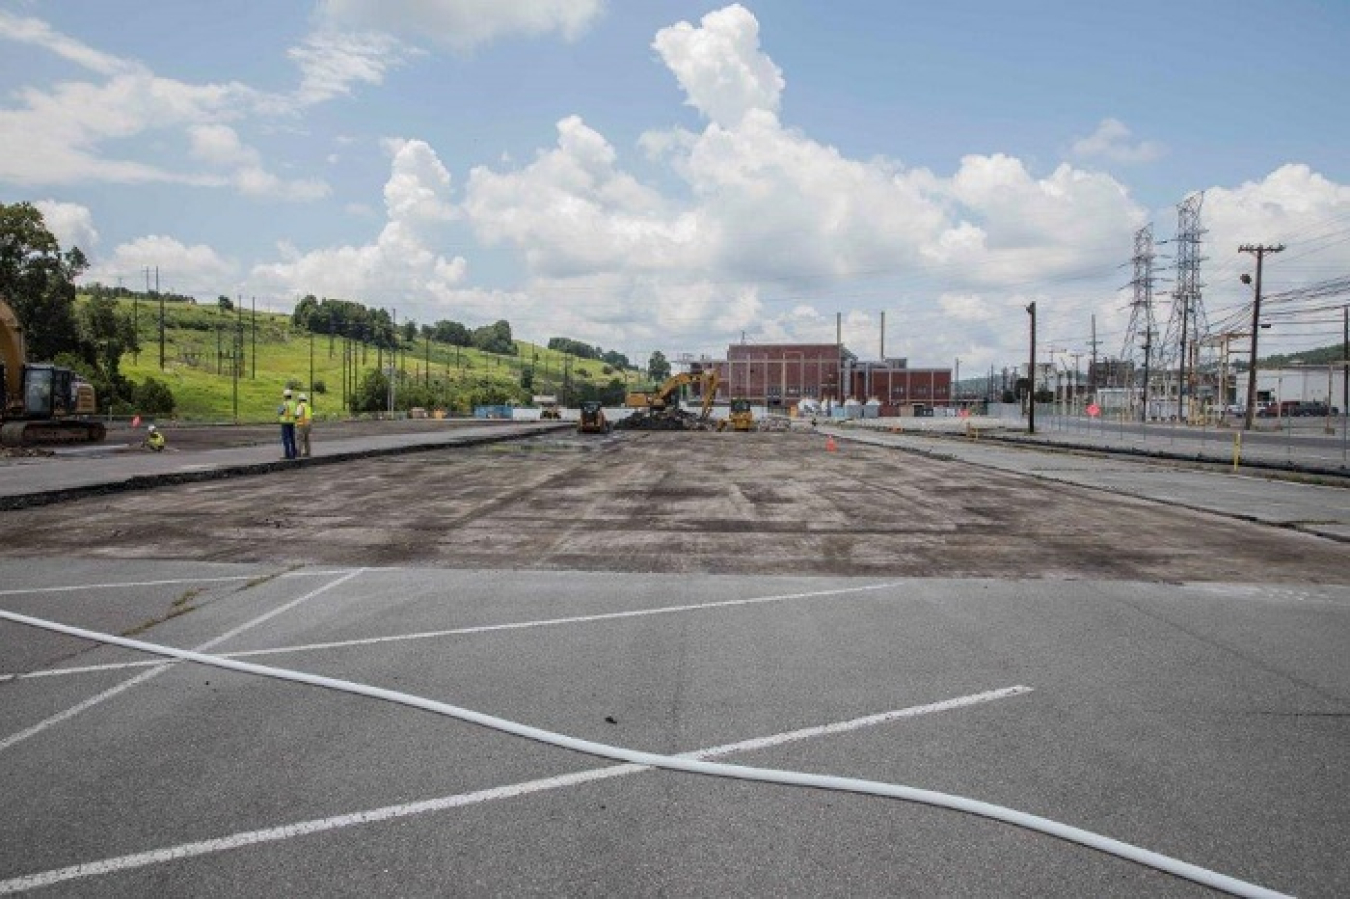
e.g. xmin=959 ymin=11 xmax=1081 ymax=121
xmin=283 ymin=389 xmax=293 ymax=397
xmin=298 ymin=393 xmax=308 ymax=401
xmin=148 ymin=425 xmax=157 ymax=432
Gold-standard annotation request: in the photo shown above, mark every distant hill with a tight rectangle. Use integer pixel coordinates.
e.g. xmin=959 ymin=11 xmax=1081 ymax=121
xmin=86 ymin=295 xmax=645 ymax=422
xmin=1261 ymin=342 xmax=1348 ymax=368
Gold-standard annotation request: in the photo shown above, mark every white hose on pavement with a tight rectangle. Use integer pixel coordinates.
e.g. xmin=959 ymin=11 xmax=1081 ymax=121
xmin=0 ymin=609 xmax=1291 ymax=899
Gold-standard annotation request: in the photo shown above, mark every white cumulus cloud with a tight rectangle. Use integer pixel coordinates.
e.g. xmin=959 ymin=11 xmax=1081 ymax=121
xmin=451 ymin=4 xmax=1149 ymax=360
xmin=33 ymin=200 xmax=99 ymax=253
xmin=314 ymin=0 xmax=605 ymax=52
xmin=84 ymin=235 xmax=238 ymax=295
xmin=249 ymin=139 xmax=466 ymax=302
xmin=189 ymin=124 xmax=330 ymax=201
xmin=652 ymin=4 xmax=784 ymax=128
xmin=1071 ymin=118 xmax=1165 ymax=165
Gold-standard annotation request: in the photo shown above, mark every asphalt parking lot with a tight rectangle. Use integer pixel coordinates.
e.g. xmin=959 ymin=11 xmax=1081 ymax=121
xmin=1 ymin=427 xmax=1347 ymax=897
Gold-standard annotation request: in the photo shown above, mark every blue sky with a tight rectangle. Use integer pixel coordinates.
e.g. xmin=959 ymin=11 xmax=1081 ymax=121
xmin=3 ymin=0 xmax=1348 ymax=376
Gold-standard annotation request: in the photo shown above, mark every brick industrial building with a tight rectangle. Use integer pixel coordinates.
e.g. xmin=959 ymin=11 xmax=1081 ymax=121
xmin=685 ymin=343 xmax=952 ymax=414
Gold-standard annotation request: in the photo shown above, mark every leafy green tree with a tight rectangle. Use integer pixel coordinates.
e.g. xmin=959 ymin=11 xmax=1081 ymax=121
xmin=472 ymin=319 xmax=516 ymax=355
xmin=218 ymin=295 xmax=235 ymax=312
xmin=0 ymin=201 xmax=88 ymax=362
xmin=79 ymin=294 xmax=138 ymax=382
xmin=432 ymin=319 xmax=472 ymax=346
xmin=352 ymin=368 xmax=390 ymax=413
xmin=647 ymin=350 xmax=671 ymax=382
xmin=133 ymin=377 xmax=176 ymax=414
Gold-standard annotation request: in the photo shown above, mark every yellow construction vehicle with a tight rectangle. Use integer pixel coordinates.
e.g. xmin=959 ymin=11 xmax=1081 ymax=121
xmin=719 ymin=397 xmax=755 ymax=432
xmin=1 ymin=296 xmax=105 ymax=446
xmin=619 ymin=370 xmax=719 ymax=430
xmin=577 ymin=400 xmax=610 ymax=434
xmin=624 ymin=370 xmax=719 ymax=414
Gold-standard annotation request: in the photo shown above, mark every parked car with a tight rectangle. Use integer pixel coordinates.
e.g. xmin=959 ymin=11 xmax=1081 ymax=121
xmin=1294 ymin=402 xmax=1337 ymax=417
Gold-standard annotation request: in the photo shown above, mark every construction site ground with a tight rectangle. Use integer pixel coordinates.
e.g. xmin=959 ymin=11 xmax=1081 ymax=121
xmin=2 ymin=423 xmax=1347 ymax=897
xmin=1 ymin=425 xmax=1348 ymax=578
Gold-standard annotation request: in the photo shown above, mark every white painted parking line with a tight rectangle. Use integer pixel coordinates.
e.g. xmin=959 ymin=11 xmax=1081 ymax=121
xmin=0 ymin=569 xmax=367 ymax=754
xmin=0 ymin=686 xmax=1029 ymax=894
xmin=2 ymin=579 xmax=910 ymax=682
xmin=0 ymin=567 xmax=367 ymax=598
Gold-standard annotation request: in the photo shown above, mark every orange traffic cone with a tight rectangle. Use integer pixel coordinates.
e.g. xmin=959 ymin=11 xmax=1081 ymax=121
xmin=825 ymin=436 xmax=837 ymax=452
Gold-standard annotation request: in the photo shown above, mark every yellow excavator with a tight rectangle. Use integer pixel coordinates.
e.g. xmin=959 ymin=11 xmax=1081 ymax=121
xmin=620 ymin=370 xmax=720 ymax=430
xmin=625 ymin=370 xmax=719 ymax=414
xmin=1 ymin=296 xmax=105 ymax=446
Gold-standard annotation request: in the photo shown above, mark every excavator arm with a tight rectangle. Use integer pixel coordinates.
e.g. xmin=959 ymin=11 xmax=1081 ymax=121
xmin=699 ymin=370 xmax=719 ymax=419
xmin=0 ymin=297 xmax=27 ymax=415
xmin=648 ymin=370 xmax=719 ymax=413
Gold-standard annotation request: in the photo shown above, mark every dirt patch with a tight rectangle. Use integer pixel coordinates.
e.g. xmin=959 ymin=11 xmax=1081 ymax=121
xmin=1 ymin=431 xmax=1346 ymax=583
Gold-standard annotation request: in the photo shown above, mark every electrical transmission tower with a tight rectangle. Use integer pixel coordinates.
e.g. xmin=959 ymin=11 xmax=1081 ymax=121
xmin=1159 ymin=193 xmax=1208 ymax=420
xmin=1121 ymin=223 xmax=1158 ymax=421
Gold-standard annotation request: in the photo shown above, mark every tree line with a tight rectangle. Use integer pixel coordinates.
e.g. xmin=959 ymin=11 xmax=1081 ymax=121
xmin=291 ymin=295 xmax=517 ymax=356
xmin=545 ymin=337 xmax=631 ymax=371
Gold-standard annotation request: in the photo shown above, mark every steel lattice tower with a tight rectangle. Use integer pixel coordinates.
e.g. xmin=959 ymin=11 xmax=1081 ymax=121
xmin=1120 ymin=223 xmax=1157 ymax=420
xmin=1159 ymin=193 xmax=1207 ymax=419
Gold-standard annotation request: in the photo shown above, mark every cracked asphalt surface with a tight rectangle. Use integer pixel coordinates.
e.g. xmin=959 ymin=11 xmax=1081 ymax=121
xmin=1 ymin=428 xmax=1346 ymax=582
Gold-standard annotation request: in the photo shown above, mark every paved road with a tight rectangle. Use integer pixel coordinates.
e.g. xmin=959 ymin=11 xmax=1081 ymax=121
xmin=0 ymin=420 xmax=567 ymax=508
xmin=0 ymin=427 xmax=1346 ymax=897
xmin=825 ymin=425 xmax=1350 ymax=543
xmin=870 ymin=413 xmax=1350 ymax=475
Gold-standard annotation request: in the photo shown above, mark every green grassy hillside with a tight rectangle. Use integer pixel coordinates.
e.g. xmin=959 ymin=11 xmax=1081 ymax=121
xmin=101 ymin=298 xmax=641 ymax=422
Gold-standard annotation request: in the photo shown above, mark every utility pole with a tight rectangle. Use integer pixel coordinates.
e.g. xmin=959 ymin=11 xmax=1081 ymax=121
xmin=235 ymin=294 xmax=243 ymax=385
xmin=1070 ymin=352 xmax=1083 ymax=413
xmin=138 ymin=267 xmax=147 ymax=363
xmin=156 ymin=266 xmax=164 ymax=370
xmin=389 ymin=309 xmax=397 ymax=414
xmin=251 ymin=297 xmax=256 ymax=380
xmin=1089 ymin=314 xmax=1099 ymax=396
xmin=231 ymin=310 xmax=240 ymax=424
xmin=1026 ymin=302 xmax=1036 ymax=434
xmin=1240 ymin=243 xmax=1285 ymax=431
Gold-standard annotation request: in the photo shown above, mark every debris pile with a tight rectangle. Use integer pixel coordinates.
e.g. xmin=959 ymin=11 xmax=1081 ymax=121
xmin=615 ymin=409 xmax=718 ymax=431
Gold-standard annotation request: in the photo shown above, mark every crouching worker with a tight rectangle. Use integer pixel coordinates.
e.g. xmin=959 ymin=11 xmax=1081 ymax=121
xmin=144 ymin=425 xmax=166 ymax=452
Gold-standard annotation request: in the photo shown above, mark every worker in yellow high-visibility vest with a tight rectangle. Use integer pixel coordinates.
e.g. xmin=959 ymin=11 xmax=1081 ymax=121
xmin=295 ymin=392 xmax=313 ymax=458
xmin=278 ymin=388 xmax=298 ymax=460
